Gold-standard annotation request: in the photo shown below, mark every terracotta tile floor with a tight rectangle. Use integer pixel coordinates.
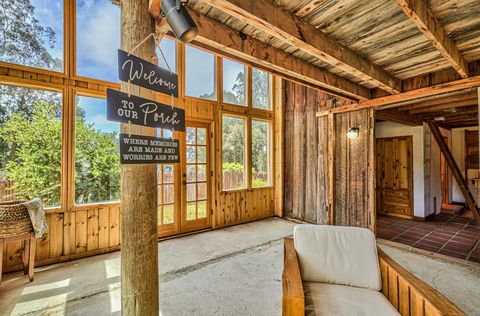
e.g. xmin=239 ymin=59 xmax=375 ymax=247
xmin=377 ymin=212 xmax=480 ymax=263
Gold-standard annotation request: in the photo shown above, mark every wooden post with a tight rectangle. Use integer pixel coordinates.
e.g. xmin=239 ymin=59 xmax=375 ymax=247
xmin=121 ymin=1 xmax=159 ymax=315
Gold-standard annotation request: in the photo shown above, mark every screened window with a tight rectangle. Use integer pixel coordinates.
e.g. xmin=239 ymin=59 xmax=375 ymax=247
xmin=223 ymin=58 xmax=246 ymax=106
xmin=222 ymin=115 xmax=246 ymax=190
xmin=156 ymin=37 xmax=177 ymax=72
xmin=252 ymin=120 xmax=272 ymax=187
xmin=76 ymin=0 xmax=121 ymax=82
xmin=75 ymin=96 xmax=120 ymax=204
xmin=185 ymin=45 xmax=216 ymax=100
xmin=0 ymin=0 xmax=64 ymax=72
xmin=252 ymin=68 xmax=272 ymax=110
xmin=0 ymin=85 xmax=62 ymax=207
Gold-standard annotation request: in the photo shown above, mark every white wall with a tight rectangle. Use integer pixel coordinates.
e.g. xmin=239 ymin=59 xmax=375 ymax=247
xmin=375 ymin=121 xmax=425 ymax=217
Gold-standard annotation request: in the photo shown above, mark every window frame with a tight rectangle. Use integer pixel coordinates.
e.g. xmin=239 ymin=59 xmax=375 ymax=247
xmin=182 ymin=44 xmax=218 ymax=102
xmin=221 ymin=57 xmax=248 ymax=107
xmin=251 ymin=118 xmax=273 ymax=188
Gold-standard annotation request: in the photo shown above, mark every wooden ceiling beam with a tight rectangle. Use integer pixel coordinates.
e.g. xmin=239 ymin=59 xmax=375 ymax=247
xmin=394 ymin=0 xmax=468 ymax=78
xmin=418 ymin=105 xmax=478 ymax=118
xmin=185 ymin=9 xmax=370 ymax=100
xmin=295 ymin=0 xmax=328 ymax=18
xmin=375 ymin=109 xmax=423 ymax=126
xmin=408 ymin=98 xmax=478 ymax=114
xmin=205 ymin=0 xmax=401 ymax=94
xmin=396 ymin=92 xmax=477 ymax=111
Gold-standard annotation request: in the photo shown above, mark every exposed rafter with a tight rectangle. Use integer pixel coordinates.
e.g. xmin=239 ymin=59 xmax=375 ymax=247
xmin=204 ymin=0 xmax=401 ymax=94
xmin=375 ymin=109 xmax=423 ymax=126
xmin=394 ymin=0 xmax=469 ymax=78
xmin=295 ymin=0 xmax=328 ymax=18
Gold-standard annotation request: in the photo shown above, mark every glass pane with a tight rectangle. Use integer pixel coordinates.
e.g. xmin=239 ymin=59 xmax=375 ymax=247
xmin=163 ymin=128 xmax=173 ymax=139
xmin=187 ymin=202 xmax=196 ymax=220
xmin=157 ymin=206 xmax=162 ymax=225
xmin=197 ymin=128 xmax=206 ymax=145
xmin=157 ymin=166 xmax=163 ymax=184
xmin=223 ymin=59 xmax=246 ymax=106
xmin=222 ymin=115 xmax=245 ymax=190
xmin=163 ymin=204 xmax=174 ymax=224
xmin=0 ymin=0 xmax=64 ymax=72
xmin=197 ymin=165 xmax=207 ymax=182
xmin=252 ymin=120 xmax=271 ymax=187
xmin=252 ymin=68 xmax=272 ymax=110
xmin=155 ymin=37 xmax=176 ymax=72
xmin=185 ymin=45 xmax=216 ymax=100
xmin=163 ymin=165 xmax=174 ymax=183
xmin=187 ymin=183 xmax=196 ymax=202
xmin=197 ymin=201 xmax=207 ymax=218
xmin=197 ymin=146 xmax=206 ymax=163
xmin=186 ymin=165 xmax=196 ymax=183
xmin=157 ymin=185 xmax=163 ymax=205
xmin=187 ymin=146 xmax=196 ymax=163
xmin=197 ymin=183 xmax=207 ymax=201
xmin=0 ymin=85 xmax=62 ymax=207
xmin=76 ymin=0 xmax=120 ymax=82
xmin=186 ymin=127 xmax=196 ymax=144
xmin=164 ymin=185 xmax=174 ymax=204
xmin=75 ymin=96 xmax=120 ymax=205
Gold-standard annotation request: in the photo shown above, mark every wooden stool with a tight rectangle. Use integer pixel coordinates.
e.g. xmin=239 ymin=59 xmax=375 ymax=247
xmin=0 ymin=232 xmax=36 ymax=285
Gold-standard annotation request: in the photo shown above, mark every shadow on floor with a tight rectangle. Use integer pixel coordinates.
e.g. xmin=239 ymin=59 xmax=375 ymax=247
xmin=377 ymin=212 xmax=480 ymax=263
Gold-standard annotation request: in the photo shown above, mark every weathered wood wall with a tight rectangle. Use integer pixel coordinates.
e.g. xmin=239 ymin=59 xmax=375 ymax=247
xmin=284 ymin=81 xmax=375 ymax=230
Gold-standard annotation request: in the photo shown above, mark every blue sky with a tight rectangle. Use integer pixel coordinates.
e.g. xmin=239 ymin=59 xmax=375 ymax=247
xmin=77 ymin=96 xmax=118 ymax=133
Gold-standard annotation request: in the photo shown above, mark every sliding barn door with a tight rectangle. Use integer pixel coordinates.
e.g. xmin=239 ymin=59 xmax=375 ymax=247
xmin=376 ymin=136 xmax=413 ymax=219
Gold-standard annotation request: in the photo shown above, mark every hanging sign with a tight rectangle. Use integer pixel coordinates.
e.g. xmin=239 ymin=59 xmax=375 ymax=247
xmin=119 ymin=133 xmax=180 ymax=164
xmin=106 ymin=88 xmax=185 ymax=131
xmin=118 ymin=49 xmax=178 ymax=97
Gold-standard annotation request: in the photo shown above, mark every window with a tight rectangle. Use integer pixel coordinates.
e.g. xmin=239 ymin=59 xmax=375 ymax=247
xmin=185 ymin=45 xmax=216 ymax=100
xmin=252 ymin=68 xmax=272 ymax=110
xmin=222 ymin=58 xmax=246 ymax=106
xmin=0 ymin=0 xmax=64 ymax=72
xmin=76 ymin=0 xmax=121 ymax=82
xmin=252 ymin=120 xmax=272 ymax=187
xmin=75 ymin=95 xmax=120 ymax=204
xmin=222 ymin=115 xmax=246 ymax=190
xmin=156 ymin=37 xmax=177 ymax=72
xmin=157 ymin=129 xmax=175 ymax=225
xmin=0 ymin=85 xmax=62 ymax=207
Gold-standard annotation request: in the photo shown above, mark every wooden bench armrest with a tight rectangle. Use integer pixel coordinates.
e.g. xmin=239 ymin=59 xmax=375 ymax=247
xmin=282 ymin=237 xmax=304 ymax=316
xmin=378 ymin=248 xmax=466 ymax=316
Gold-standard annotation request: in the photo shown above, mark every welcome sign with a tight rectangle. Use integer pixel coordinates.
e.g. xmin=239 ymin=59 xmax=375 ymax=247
xmin=119 ymin=134 xmax=180 ymax=164
xmin=118 ymin=49 xmax=178 ymax=97
xmin=106 ymin=88 xmax=185 ymax=131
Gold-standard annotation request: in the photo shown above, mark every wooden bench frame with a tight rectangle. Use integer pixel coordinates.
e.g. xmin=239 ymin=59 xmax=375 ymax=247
xmin=0 ymin=232 xmax=36 ymax=285
xmin=282 ymin=238 xmax=466 ymax=316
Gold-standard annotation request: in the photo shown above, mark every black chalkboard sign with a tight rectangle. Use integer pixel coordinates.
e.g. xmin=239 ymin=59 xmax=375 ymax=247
xmin=107 ymin=88 xmax=185 ymax=131
xmin=118 ymin=49 xmax=178 ymax=97
xmin=120 ymin=134 xmax=180 ymax=164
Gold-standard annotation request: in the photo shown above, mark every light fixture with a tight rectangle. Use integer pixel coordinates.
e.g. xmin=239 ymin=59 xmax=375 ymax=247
xmin=161 ymin=0 xmax=199 ymax=43
xmin=347 ymin=127 xmax=359 ymax=139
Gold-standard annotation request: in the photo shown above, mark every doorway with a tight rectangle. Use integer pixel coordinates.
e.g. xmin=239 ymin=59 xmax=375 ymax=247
xmin=376 ymin=136 xmax=413 ymax=219
xmin=157 ymin=122 xmax=212 ymax=237
xmin=440 ymin=136 xmax=449 ymax=206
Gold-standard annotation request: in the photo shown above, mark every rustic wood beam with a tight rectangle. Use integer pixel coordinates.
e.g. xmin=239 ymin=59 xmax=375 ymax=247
xmin=394 ymin=0 xmax=468 ymax=78
xmin=396 ymin=91 xmax=477 ymax=111
xmin=295 ymin=0 xmax=328 ymax=18
xmin=186 ymin=9 xmax=370 ymax=100
xmin=419 ymin=105 xmax=478 ymax=118
xmin=408 ymin=99 xmax=478 ymax=114
xmin=427 ymin=121 xmax=479 ymax=221
xmin=316 ymin=76 xmax=480 ymax=116
xmin=205 ymin=0 xmax=401 ymax=94
xmin=375 ymin=109 xmax=423 ymax=126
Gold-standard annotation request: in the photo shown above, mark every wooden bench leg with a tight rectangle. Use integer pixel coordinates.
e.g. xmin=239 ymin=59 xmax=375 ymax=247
xmin=28 ymin=235 xmax=36 ymax=282
xmin=23 ymin=238 xmax=30 ymax=275
xmin=0 ymin=240 xmax=3 ymax=286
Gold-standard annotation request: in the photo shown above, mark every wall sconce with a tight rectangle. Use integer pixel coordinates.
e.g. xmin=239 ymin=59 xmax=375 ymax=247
xmin=161 ymin=0 xmax=199 ymax=43
xmin=347 ymin=127 xmax=359 ymax=139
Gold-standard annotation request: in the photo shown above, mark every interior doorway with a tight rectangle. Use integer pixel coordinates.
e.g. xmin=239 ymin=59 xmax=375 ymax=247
xmin=157 ymin=122 xmax=212 ymax=238
xmin=440 ymin=136 xmax=449 ymax=206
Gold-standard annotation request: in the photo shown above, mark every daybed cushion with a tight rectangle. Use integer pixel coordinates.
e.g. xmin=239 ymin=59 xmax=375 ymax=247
xmin=304 ymin=282 xmax=400 ymax=316
xmin=293 ymin=224 xmax=381 ymax=290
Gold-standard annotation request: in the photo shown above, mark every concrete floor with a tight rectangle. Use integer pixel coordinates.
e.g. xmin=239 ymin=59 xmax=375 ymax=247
xmin=0 ymin=218 xmax=479 ymax=316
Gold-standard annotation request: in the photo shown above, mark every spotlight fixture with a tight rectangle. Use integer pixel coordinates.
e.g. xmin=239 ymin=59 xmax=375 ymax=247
xmin=347 ymin=127 xmax=360 ymax=139
xmin=161 ymin=0 xmax=199 ymax=43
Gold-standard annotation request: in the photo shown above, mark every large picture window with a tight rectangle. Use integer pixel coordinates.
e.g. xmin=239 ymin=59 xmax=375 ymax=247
xmin=222 ymin=115 xmax=246 ymax=190
xmin=222 ymin=58 xmax=246 ymax=106
xmin=76 ymin=0 xmax=121 ymax=82
xmin=252 ymin=120 xmax=272 ymax=187
xmin=74 ymin=95 xmax=120 ymax=205
xmin=0 ymin=85 xmax=62 ymax=207
xmin=0 ymin=0 xmax=64 ymax=72
xmin=185 ymin=45 xmax=216 ymax=100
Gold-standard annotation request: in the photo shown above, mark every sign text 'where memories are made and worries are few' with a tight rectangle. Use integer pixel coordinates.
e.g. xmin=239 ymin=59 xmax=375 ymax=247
xmin=119 ymin=134 xmax=180 ymax=164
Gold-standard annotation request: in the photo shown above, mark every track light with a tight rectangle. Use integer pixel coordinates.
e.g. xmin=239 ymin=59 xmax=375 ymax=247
xmin=161 ymin=0 xmax=198 ymax=43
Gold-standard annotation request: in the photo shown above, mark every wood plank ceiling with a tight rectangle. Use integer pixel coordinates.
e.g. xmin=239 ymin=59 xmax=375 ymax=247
xmin=186 ymin=0 xmax=480 ymax=128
